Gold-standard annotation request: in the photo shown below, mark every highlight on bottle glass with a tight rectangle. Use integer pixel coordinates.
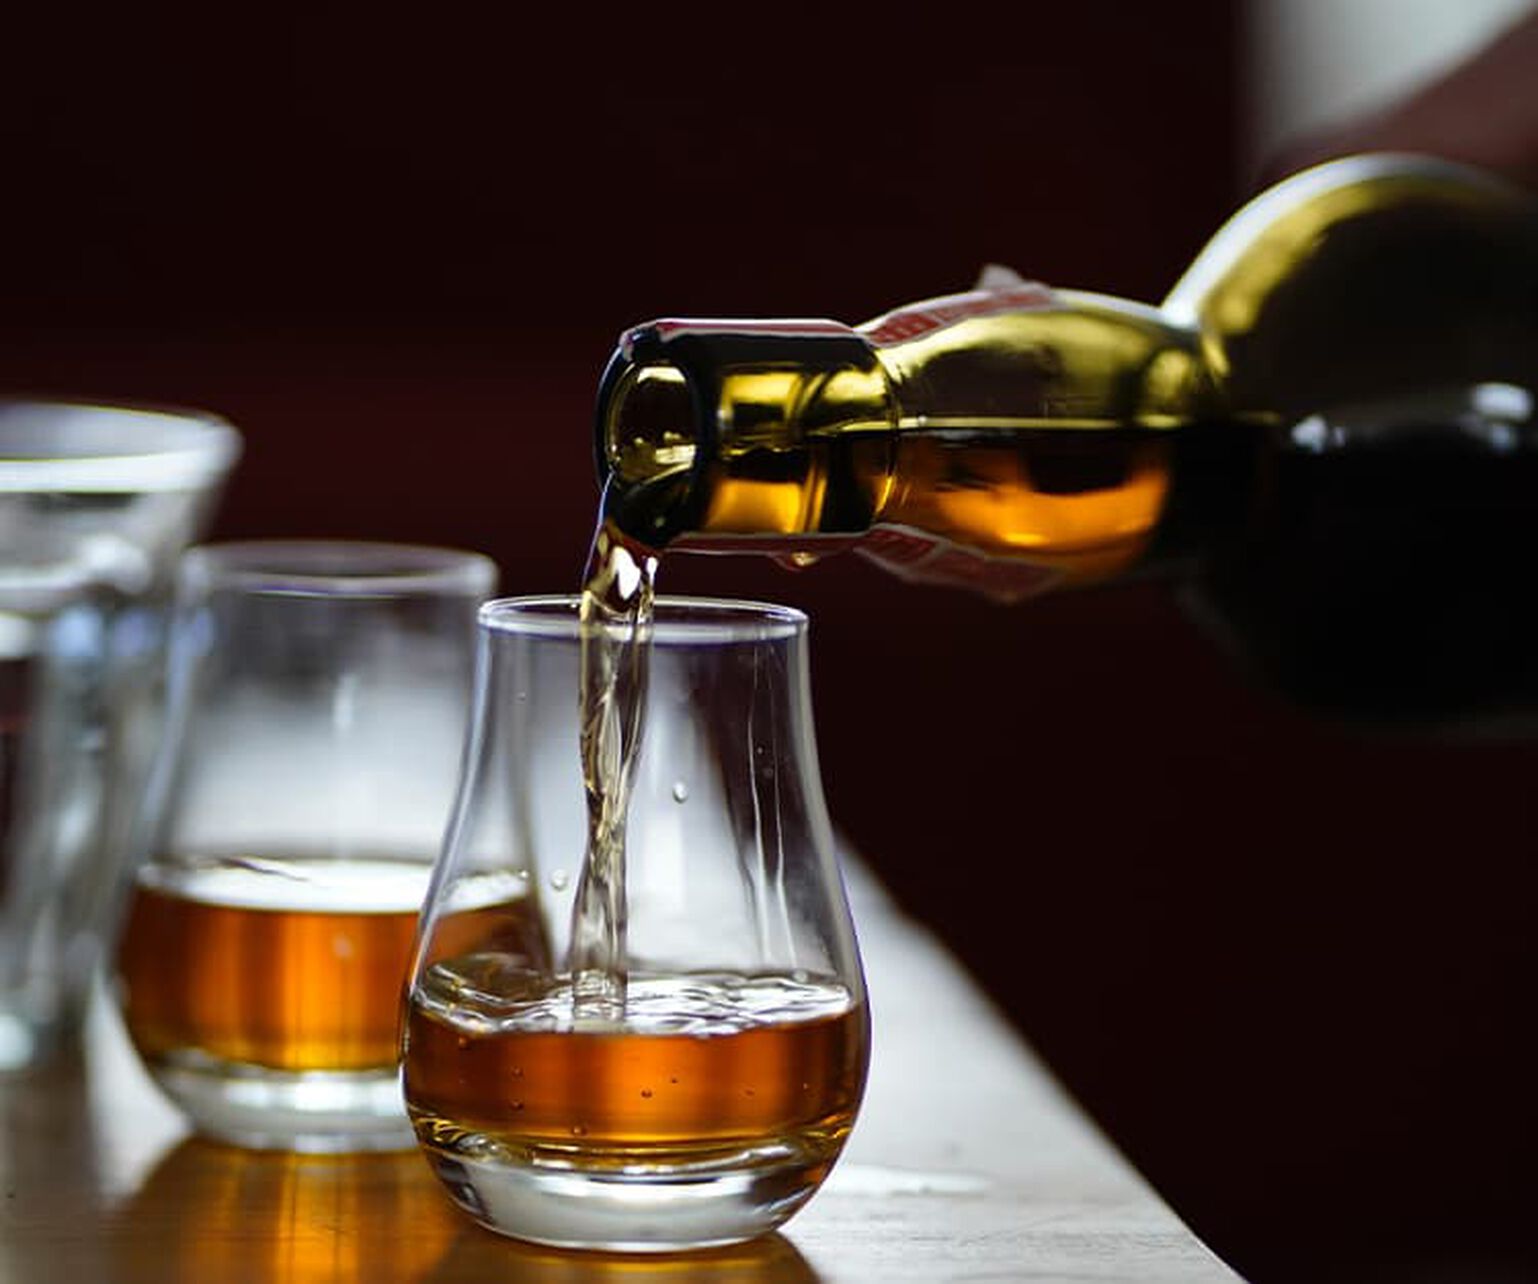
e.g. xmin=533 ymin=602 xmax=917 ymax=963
xmin=402 ymin=595 xmax=869 ymax=1252
xmin=113 ymin=540 xmax=497 ymax=1151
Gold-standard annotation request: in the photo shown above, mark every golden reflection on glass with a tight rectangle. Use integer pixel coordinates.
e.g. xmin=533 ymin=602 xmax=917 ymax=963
xmin=424 ymin=1229 xmax=821 ymax=1284
xmin=114 ymin=1139 xmax=459 ymax=1283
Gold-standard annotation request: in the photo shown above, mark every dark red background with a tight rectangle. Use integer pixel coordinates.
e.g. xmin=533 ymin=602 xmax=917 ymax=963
xmin=4 ymin=6 xmax=1535 ymax=1280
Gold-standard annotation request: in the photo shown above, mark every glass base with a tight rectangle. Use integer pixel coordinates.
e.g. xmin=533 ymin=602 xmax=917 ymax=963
xmin=147 ymin=1053 xmax=415 ymax=1152
xmin=416 ymin=1138 xmax=836 ymax=1252
xmin=0 ymin=1010 xmax=67 ymax=1072
xmin=0 ymin=982 xmax=87 ymax=1072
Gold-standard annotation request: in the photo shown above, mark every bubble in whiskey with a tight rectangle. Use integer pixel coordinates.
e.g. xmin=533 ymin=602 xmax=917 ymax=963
xmin=671 ymin=780 xmax=689 ymax=803
xmin=549 ymin=869 xmax=569 ymax=891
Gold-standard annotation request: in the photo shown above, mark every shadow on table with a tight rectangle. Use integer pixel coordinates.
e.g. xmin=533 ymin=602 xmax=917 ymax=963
xmin=116 ymin=1137 xmax=821 ymax=1283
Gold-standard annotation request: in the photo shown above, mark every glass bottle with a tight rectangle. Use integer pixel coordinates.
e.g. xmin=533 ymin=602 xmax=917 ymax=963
xmin=593 ymin=153 xmax=1538 ymax=726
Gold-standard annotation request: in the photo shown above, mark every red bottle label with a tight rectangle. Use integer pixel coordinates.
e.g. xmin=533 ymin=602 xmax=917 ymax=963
xmin=854 ymin=525 xmax=1063 ymax=602
xmin=675 ymin=527 xmax=1061 ymax=602
xmin=860 ymin=283 xmax=1056 ymax=348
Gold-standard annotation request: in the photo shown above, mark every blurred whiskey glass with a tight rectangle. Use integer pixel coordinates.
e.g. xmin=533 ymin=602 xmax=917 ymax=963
xmin=0 ymin=398 xmax=238 ymax=1070
xmin=115 ymin=540 xmax=495 ymax=1150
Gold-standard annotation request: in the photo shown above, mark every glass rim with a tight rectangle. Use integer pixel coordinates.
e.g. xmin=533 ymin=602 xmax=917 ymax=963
xmin=479 ymin=594 xmax=807 ymax=643
xmin=0 ymin=397 xmax=241 ymax=493
xmin=182 ymin=540 xmax=499 ymax=598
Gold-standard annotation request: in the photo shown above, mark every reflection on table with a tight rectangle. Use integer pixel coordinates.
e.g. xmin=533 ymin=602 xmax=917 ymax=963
xmin=112 ymin=1139 xmax=817 ymax=1284
xmin=0 ymin=862 xmax=1237 ymax=1282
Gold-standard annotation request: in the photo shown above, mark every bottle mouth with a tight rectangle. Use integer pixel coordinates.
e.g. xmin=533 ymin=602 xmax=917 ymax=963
xmin=594 ymin=318 xmax=883 ymax=548
xmin=600 ymin=361 xmax=700 ymax=487
xmin=595 ymin=317 xmax=875 ymax=488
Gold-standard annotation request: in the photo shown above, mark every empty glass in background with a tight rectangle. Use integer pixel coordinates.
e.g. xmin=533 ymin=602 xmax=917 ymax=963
xmin=0 ymin=399 xmax=239 ymax=1071
xmin=114 ymin=541 xmax=497 ymax=1151
xmin=403 ymin=596 xmax=870 ymax=1252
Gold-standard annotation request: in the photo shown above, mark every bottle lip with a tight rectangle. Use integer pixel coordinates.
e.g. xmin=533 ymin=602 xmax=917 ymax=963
xmin=479 ymin=594 xmax=807 ymax=644
xmin=181 ymin=540 xmax=499 ymax=599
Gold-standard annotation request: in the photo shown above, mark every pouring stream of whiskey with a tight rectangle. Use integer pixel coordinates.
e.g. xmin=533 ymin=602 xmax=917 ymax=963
xmin=570 ymin=509 xmax=657 ymax=1024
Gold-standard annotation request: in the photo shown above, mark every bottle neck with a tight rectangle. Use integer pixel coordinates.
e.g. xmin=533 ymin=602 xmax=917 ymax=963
xmin=596 ymin=318 xmax=896 ymax=549
xmin=594 ymin=287 xmax=1224 ymax=595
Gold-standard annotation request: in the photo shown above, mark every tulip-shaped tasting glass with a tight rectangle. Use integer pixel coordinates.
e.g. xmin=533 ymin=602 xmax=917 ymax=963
xmin=403 ymin=596 xmax=869 ymax=1252
xmin=115 ymin=541 xmax=496 ymax=1151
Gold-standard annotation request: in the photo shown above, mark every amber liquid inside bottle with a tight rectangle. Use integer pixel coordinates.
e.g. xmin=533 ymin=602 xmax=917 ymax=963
xmin=686 ymin=426 xmax=1184 ymax=597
